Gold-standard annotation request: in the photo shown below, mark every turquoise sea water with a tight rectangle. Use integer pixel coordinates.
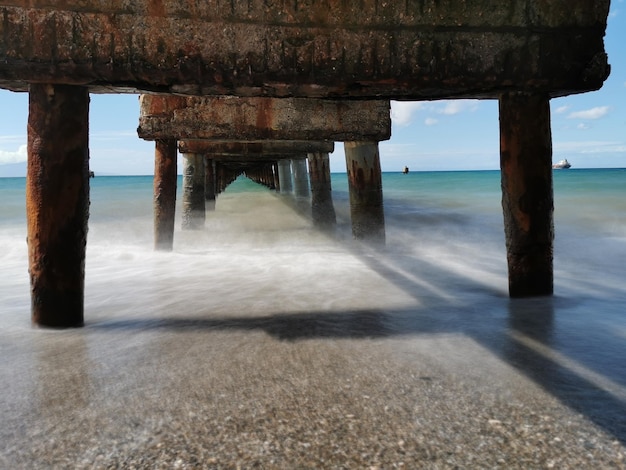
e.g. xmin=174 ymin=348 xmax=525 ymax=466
xmin=2 ymin=167 xmax=625 ymax=314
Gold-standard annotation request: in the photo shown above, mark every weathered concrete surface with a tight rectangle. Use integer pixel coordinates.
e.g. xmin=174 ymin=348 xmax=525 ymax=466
xmin=499 ymin=93 xmax=554 ymax=297
xmin=292 ymin=158 xmax=310 ymax=199
xmin=138 ymin=95 xmax=390 ymax=142
xmin=204 ymin=157 xmax=216 ymax=209
xmin=0 ymin=1 xmax=610 ymax=98
xmin=153 ymin=139 xmax=177 ymax=251
xmin=179 ymin=140 xmax=334 ymax=156
xmin=344 ymin=141 xmax=385 ymax=243
xmin=278 ymin=160 xmax=293 ymax=194
xmin=308 ymin=152 xmax=337 ymax=230
xmin=26 ymin=84 xmax=90 ymax=328
xmin=181 ymin=153 xmax=206 ymax=230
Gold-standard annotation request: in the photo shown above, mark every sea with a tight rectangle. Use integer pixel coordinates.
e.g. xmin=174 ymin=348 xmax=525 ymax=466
xmin=1 ymin=168 xmax=625 ymax=332
xmin=1 ymin=168 xmax=626 ymax=453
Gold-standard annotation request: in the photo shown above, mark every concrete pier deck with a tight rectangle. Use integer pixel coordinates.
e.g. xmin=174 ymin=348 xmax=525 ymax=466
xmin=1 ymin=188 xmax=624 ymax=468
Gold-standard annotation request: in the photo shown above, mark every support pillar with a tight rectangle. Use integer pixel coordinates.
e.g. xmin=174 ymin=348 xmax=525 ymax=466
xmin=273 ymin=162 xmax=280 ymax=191
xmin=154 ymin=139 xmax=177 ymax=251
xmin=499 ymin=92 xmax=554 ymax=297
xmin=204 ymin=156 xmax=216 ymax=211
xmin=27 ymin=84 xmax=90 ymax=327
xmin=308 ymin=152 xmax=336 ymax=230
xmin=277 ymin=160 xmax=293 ymax=193
xmin=292 ymin=158 xmax=310 ymax=199
xmin=344 ymin=141 xmax=385 ymax=243
xmin=182 ymin=153 xmax=206 ymax=230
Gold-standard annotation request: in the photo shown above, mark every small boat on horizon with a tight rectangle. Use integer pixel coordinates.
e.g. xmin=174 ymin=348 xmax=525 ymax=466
xmin=553 ymin=159 xmax=571 ymax=169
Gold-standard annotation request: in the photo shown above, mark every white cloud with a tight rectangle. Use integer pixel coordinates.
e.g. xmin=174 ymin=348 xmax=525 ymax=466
xmin=390 ymin=99 xmax=480 ymax=125
xmin=567 ymin=106 xmax=609 ymax=120
xmin=0 ymin=144 xmax=27 ymax=164
xmin=390 ymin=101 xmax=426 ymax=126
xmin=424 ymin=118 xmax=438 ymax=126
xmin=436 ymin=100 xmax=479 ymax=115
xmin=577 ymin=123 xmax=589 ymax=130
xmin=554 ymin=105 xmax=570 ymax=114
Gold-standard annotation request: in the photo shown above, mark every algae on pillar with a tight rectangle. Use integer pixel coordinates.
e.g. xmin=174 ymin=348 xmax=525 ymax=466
xmin=499 ymin=92 xmax=554 ymax=297
xmin=344 ymin=142 xmax=385 ymax=244
xmin=27 ymin=84 xmax=90 ymax=327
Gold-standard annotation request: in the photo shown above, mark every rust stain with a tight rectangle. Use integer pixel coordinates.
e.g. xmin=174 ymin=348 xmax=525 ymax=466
xmin=255 ymin=98 xmax=274 ymax=137
xmin=146 ymin=0 xmax=166 ymax=17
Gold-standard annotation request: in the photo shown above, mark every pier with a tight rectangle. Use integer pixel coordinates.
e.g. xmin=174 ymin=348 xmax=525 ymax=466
xmin=138 ymin=95 xmax=390 ymax=248
xmin=1 ymin=2 xmax=624 ymax=466
xmin=0 ymin=3 xmax=612 ymax=322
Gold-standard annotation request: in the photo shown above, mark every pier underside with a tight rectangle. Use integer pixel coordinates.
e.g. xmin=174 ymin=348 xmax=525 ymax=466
xmin=0 ymin=0 xmax=612 ymax=323
xmin=0 ymin=2 xmax=610 ymax=98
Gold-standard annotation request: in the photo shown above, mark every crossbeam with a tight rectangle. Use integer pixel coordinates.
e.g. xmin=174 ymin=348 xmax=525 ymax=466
xmin=0 ymin=1 xmax=610 ymax=98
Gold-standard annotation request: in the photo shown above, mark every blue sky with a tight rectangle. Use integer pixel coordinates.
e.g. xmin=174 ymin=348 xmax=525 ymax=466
xmin=1 ymin=3 xmax=624 ymax=176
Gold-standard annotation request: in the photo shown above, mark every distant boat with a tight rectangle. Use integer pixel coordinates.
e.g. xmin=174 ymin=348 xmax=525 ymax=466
xmin=402 ymin=166 xmax=409 ymax=174
xmin=552 ymin=159 xmax=571 ymax=169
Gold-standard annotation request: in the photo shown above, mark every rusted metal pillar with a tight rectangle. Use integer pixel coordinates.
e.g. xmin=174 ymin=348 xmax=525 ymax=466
xmin=307 ymin=152 xmax=336 ymax=230
xmin=499 ymin=92 xmax=554 ymax=297
xmin=204 ymin=156 xmax=216 ymax=211
xmin=182 ymin=153 xmax=206 ymax=230
xmin=27 ymin=84 xmax=90 ymax=327
xmin=154 ymin=139 xmax=177 ymax=251
xmin=344 ymin=141 xmax=385 ymax=243
xmin=277 ymin=160 xmax=293 ymax=193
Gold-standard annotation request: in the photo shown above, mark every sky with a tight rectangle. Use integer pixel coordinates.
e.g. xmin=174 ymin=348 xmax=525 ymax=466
xmin=0 ymin=3 xmax=624 ymax=176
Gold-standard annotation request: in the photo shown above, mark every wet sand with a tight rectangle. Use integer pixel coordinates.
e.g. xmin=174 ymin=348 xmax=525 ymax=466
xmin=1 ymin=191 xmax=625 ymax=468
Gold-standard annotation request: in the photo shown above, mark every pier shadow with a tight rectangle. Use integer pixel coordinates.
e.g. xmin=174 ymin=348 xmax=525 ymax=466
xmin=83 ymin=189 xmax=626 ymax=446
xmin=90 ymin=296 xmax=626 ymax=445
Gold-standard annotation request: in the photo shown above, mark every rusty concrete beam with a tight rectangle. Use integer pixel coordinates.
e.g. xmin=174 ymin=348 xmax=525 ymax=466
xmin=178 ymin=140 xmax=334 ymax=156
xmin=138 ymin=95 xmax=390 ymax=142
xmin=0 ymin=2 xmax=610 ymax=98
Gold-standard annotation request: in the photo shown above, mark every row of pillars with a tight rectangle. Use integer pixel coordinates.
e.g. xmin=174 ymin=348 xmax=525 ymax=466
xmin=155 ymin=147 xmax=375 ymax=248
xmin=25 ymin=84 xmax=553 ymax=328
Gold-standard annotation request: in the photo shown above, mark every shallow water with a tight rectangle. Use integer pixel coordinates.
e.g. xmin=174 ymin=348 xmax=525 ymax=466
xmin=1 ymin=170 xmax=625 ymax=466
